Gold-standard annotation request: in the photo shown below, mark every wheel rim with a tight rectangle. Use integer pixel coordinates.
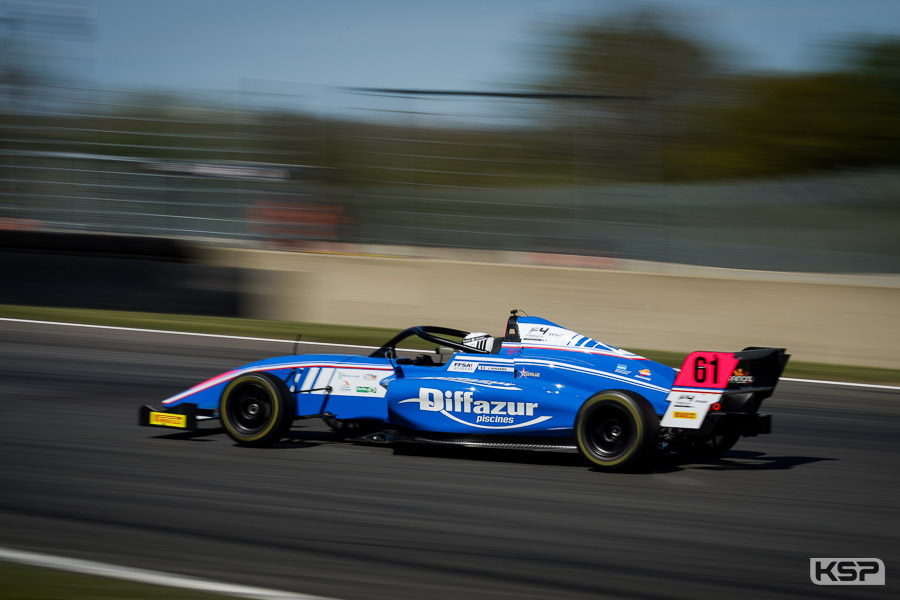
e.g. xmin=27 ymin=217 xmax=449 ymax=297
xmin=226 ymin=381 xmax=274 ymax=435
xmin=585 ymin=405 xmax=633 ymax=459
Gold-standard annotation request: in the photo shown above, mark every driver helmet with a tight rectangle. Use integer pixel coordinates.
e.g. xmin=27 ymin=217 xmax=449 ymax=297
xmin=462 ymin=332 xmax=494 ymax=353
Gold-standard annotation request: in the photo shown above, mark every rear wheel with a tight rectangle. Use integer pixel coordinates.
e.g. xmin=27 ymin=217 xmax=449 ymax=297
xmin=575 ymin=390 xmax=659 ymax=471
xmin=220 ymin=372 xmax=295 ymax=447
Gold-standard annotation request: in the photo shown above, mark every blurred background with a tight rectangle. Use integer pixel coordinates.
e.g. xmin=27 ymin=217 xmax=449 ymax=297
xmin=2 ymin=6 xmax=898 ymax=598
xmin=1 ymin=0 xmax=898 ymax=311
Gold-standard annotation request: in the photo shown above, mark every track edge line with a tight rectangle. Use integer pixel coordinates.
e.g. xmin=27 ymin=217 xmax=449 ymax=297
xmin=0 ymin=546 xmax=341 ymax=600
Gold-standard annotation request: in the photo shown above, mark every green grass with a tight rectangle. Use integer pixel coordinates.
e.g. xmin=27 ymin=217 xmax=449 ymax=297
xmin=2 ymin=304 xmax=898 ymax=385
xmin=0 ymin=563 xmax=230 ymax=600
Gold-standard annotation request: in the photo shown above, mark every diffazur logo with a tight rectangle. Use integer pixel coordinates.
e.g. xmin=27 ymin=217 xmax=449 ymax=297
xmin=400 ymin=387 xmax=551 ymax=429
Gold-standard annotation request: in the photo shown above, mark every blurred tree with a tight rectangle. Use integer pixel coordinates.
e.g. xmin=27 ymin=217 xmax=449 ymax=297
xmin=847 ymin=38 xmax=900 ymax=87
xmin=532 ymin=8 xmax=724 ymax=181
xmin=839 ymin=38 xmax=900 ymax=165
xmin=540 ymin=9 xmax=717 ymax=100
xmin=685 ymin=36 xmax=900 ymax=178
xmin=533 ymin=9 xmax=900 ymax=181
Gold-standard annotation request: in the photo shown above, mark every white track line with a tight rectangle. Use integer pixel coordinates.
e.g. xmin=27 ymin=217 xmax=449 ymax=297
xmin=0 ymin=546 xmax=340 ymax=600
xmin=2 ymin=317 xmax=898 ymax=391
xmin=0 ymin=316 xmax=423 ymax=353
xmin=0 ymin=317 xmax=377 ymax=350
xmin=779 ymin=377 xmax=900 ymax=390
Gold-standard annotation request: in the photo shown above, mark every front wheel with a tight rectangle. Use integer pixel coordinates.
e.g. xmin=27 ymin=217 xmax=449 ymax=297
xmin=220 ymin=372 xmax=295 ymax=447
xmin=575 ymin=390 xmax=659 ymax=471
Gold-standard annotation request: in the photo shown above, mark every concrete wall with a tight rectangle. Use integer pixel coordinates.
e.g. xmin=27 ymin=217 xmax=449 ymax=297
xmin=197 ymin=246 xmax=900 ymax=369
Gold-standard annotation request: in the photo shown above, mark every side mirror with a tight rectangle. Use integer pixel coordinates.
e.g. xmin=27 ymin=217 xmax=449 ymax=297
xmin=384 ymin=348 xmax=403 ymax=377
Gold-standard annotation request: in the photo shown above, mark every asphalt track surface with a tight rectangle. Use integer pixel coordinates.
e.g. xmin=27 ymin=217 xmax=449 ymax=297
xmin=0 ymin=321 xmax=896 ymax=600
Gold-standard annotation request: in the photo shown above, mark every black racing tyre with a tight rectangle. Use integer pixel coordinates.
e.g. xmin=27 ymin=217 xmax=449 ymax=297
xmin=575 ymin=390 xmax=660 ymax=471
xmin=220 ymin=372 xmax=296 ymax=447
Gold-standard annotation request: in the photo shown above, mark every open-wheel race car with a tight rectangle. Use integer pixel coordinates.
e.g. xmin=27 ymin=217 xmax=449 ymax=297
xmin=139 ymin=311 xmax=789 ymax=470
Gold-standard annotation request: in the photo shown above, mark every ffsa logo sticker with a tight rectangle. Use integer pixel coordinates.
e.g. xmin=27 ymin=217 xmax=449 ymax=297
xmin=399 ymin=387 xmax=551 ymax=429
xmin=810 ymin=558 xmax=885 ymax=585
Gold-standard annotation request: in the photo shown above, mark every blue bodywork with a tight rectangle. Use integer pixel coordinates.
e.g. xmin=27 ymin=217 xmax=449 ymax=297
xmin=160 ymin=316 xmax=677 ymax=438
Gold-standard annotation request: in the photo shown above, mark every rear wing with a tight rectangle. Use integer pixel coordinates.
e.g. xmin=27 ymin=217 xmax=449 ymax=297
xmin=728 ymin=347 xmax=791 ymax=401
xmin=661 ymin=347 xmax=789 ymax=430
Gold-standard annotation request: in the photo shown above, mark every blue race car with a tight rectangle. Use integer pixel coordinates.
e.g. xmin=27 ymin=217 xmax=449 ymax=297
xmin=139 ymin=311 xmax=789 ymax=470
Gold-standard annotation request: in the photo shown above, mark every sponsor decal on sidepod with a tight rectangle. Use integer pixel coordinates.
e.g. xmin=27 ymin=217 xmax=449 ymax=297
xmin=400 ymin=387 xmax=552 ymax=429
xmin=447 ymin=361 xmax=478 ymax=373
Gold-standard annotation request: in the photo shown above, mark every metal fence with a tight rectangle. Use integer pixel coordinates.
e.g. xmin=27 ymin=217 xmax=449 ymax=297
xmin=1 ymin=83 xmax=898 ymax=273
